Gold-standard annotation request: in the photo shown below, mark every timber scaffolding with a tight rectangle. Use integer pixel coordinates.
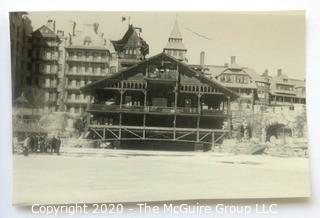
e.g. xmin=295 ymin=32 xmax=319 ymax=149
xmin=82 ymin=52 xmax=238 ymax=151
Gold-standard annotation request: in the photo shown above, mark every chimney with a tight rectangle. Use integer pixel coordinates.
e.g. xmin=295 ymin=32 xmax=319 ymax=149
xmin=72 ymin=21 xmax=77 ymax=36
xmin=277 ymin=69 xmax=282 ymax=77
xmin=200 ymin=51 xmax=205 ymax=68
xmin=46 ymin=19 xmax=56 ymax=32
xmin=263 ymin=69 xmax=269 ymax=77
xmin=57 ymin=30 xmax=64 ymax=37
xmin=230 ymin=56 xmax=236 ymax=65
xmin=93 ymin=22 xmax=99 ymax=34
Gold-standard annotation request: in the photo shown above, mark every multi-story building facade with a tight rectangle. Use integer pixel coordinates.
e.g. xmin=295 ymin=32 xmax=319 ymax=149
xmin=64 ymin=22 xmax=118 ymax=114
xmin=268 ymin=69 xmax=306 ymax=108
xmin=111 ymin=24 xmax=149 ymax=70
xmin=191 ymin=55 xmax=306 ymax=112
xmin=9 ymin=12 xmax=33 ymax=100
xmin=29 ymin=20 xmax=66 ymax=113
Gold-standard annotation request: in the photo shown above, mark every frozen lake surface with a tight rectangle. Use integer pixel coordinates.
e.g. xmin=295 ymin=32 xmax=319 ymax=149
xmin=13 ymin=148 xmax=310 ymax=205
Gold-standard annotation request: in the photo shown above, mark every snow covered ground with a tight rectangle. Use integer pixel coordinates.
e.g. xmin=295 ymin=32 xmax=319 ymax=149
xmin=13 ymin=148 xmax=310 ymax=205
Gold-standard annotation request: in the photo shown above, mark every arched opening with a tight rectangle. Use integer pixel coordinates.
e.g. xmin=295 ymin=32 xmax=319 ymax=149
xmin=266 ymin=123 xmax=292 ymax=142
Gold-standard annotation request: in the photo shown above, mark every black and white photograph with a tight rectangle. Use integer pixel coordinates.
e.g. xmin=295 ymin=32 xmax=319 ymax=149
xmin=9 ymin=10 xmax=310 ymax=206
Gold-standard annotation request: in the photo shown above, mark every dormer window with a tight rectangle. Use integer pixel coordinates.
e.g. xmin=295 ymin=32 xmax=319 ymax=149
xmin=84 ymin=36 xmax=92 ymax=46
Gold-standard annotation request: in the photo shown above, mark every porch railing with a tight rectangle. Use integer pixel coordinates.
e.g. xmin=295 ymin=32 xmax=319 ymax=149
xmin=87 ymin=104 xmax=227 ymax=116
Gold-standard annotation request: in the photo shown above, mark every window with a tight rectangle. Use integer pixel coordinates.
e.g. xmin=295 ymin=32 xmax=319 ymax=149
xmin=77 ymin=52 xmax=82 ymax=59
xmin=173 ymin=50 xmax=177 ymax=56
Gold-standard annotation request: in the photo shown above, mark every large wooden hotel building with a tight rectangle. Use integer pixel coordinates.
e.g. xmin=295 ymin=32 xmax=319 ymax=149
xmin=81 ymin=21 xmax=238 ymax=150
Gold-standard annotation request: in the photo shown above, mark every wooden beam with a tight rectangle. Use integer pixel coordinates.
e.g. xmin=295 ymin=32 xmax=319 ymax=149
xmin=175 ymin=131 xmax=196 ymax=140
xmin=89 ymin=124 xmax=229 ymax=133
xmin=123 ymin=128 xmax=143 ymax=139
xmin=105 ymin=128 xmax=118 ymax=139
xmin=212 ymin=132 xmax=215 ymax=150
xmin=215 ymin=132 xmax=227 ymax=143
xmin=119 ymin=114 xmax=122 ymax=139
xmin=197 ymin=93 xmax=201 ymax=141
xmin=199 ymin=132 xmax=211 ymax=141
xmin=174 ymin=82 xmax=178 ymax=140
xmin=227 ymin=96 xmax=232 ymax=137
xmin=91 ymin=128 xmax=103 ymax=139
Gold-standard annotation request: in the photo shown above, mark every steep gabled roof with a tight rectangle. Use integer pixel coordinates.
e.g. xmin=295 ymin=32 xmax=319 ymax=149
xmin=164 ymin=19 xmax=186 ymax=51
xmin=32 ymin=25 xmax=58 ymax=38
xmin=164 ymin=40 xmax=186 ymax=51
xmin=169 ymin=19 xmax=182 ymax=39
xmin=111 ymin=25 xmax=149 ymax=55
xmin=81 ymin=52 xmax=238 ymax=99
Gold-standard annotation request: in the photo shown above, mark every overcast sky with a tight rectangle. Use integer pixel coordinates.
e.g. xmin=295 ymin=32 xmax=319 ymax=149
xmin=27 ymin=11 xmax=305 ymax=79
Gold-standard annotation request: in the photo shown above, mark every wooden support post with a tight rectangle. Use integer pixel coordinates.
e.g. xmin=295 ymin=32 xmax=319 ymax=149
xmin=86 ymin=112 xmax=91 ymax=127
xmin=143 ymin=114 xmax=146 ymax=139
xmin=85 ymin=95 xmax=92 ymax=132
xmin=103 ymin=128 xmax=106 ymax=140
xmin=196 ymin=93 xmax=201 ymax=141
xmin=119 ymin=113 xmax=122 ymax=139
xmin=173 ymin=78 xmax=178 ymax=140
xmin=211 ymin=131 xmax=215 ymax=150
xmin=143 ymin=89 xmax=147 ymax=139
xmin=196 ymin=116 xmax=200 ymax=142
xmin=252 ymin=88 xmax=255 ymax=111
xmin=120 ymin=81 xmax=124 ymax=110
xmin=227 ymin=96 xmax=232 ymax=137
xmin=119 ymin=81 xmax=124 ymax=139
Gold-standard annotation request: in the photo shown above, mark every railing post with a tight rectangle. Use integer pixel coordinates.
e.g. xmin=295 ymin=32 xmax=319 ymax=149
xmin=120 ymin=81 xmax=124 ymax=110
xmin=143 ymin=87 xmax=147 ymax=139
xmin=86 ymin=95 xmax=92 ymax=127
xmin=196 ymin=93 xmax=201 ymax=141
xmin=212 ymin=131 xmax=215 ymax=150
xmin=119 ymin=81 xmax=124 ymax=139
xmin=173 ymin=76 xmax=178 ymax=140
xmin=227 ymin=96 xmax=232 ymax=137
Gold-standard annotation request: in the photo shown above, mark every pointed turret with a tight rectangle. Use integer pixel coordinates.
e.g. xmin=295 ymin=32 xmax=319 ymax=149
xmin=163 ymin=18 xmax=187 ymax=62
xmin=111 ymin=24 xmax=149 ymax=69
xmin=169 ymin=19 xmax=182 ymax=39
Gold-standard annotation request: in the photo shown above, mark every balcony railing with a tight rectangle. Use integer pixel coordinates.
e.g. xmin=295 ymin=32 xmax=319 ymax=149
xmin=41 ymin=55 xmax=58 ymax=61
xmin=65 ymin=98 xmax=89 ymax=104
xmin=87 ymin=104 xmax=227 ymax=116
xmin=274 ymin=89 xmax=296 ymax=95
xmin=65 ymin=71 xmax=107 ymax=77
xmin=147 ymin=70 xmax=178 ymax=81
xmin=148 ymin=106 xmax=175 ymax=113
xmin=67 ymin=56 xmax=109 ymax=63
xmin=121 ymin=105 xmax=145 ymax=112
xmin=176 ymin=107 xmax=199 ymax=114
xmin=88 ymin=104 xmax=121 ymax=112
xmin=42 ymin=84 xmax=57 ymax=89
xmin=202 ymin=109 xmax=227 ymax=116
